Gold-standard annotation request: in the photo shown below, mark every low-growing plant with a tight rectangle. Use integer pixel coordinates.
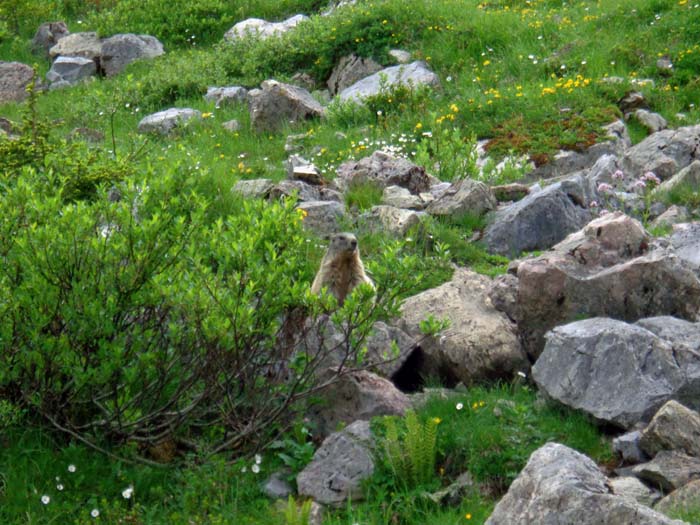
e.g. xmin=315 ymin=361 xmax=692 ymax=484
xmin=0 ymin=81 xmax=134 ymax=201
xmin=414 ymin=108 xmax=479 ymax=181
xmin=381 ymin=410 xmax=441 ymax=490
xmin=283 ymin=495 xmax=313 ymax=525
xmin=269 ymin=422 xmax=315 ymax=484
xmin=659 ymin=180 xmax=700 ymax=211
xmin=344 ymin=180 xmax=384 ymax=211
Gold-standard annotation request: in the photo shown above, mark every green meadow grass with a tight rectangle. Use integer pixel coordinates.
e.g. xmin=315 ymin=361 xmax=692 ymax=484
xmin=3 ymin=0 xmax=700 ymax=523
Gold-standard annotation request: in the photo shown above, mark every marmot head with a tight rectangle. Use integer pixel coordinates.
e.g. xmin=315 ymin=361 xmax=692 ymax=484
xmin=328 ymin=232 xmax=359 ymax=259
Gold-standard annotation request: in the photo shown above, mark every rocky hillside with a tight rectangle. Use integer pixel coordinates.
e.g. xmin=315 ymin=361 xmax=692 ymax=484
xmin=1 ymin=0 xmax=700 ymax=523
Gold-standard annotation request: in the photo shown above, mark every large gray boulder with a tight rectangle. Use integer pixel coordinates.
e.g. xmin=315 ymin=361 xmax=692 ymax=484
xmin=485 ymin=443 xmax=686 ymax=525
xmin=49 ymin=32 xmax=102 ymax=60
xmin=622 ymin=125 xmax=700 ymax=180
xmin=46 ymin=56 xmax=96 ymax=85
xmin=0 ymin=62 xmax=36 ymax=103
xmin=515 ymin=213 xmax=700 ymax=359
xmin=338 ymin=61 xmax=440 ymax=104
xmin=399 ymin=268 xmax=527 ymax=386
xmin=639 ymin=400 xmax=700 ymax=458
xmin=32 ymin=21 xmax=70 ymax=58
xmin=224 ymin=15 xmax=309 ymax=41
xmin=532 ymin=317 xmax=700 ymax=429
xmin=308 ymin=370 xmax=410 ymax=437
xmin=483 ymin=177 xmax=593 ymax=257
xmin=426 ymin=178 xmax=497 ymax=217
xmin=297 ymin=420 xmax=374 ymax=506
xmin=137 ymin=108 xmax=201 ymax=134
xmin=248 ymin=80 xmax=324 ymax=133
xmin=336 ymin=150 xmax=433 ymax=194
xmin=101 ymin=34 xmax=164 ymax=76
xmin=670 ymin=222 xmax=700 ymax=269
xmin=327 ymin=54 xmax=383 ymax=96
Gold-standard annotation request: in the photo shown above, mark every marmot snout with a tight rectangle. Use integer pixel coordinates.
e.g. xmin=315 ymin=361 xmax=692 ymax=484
xmin=311 ymin=232 xmax=374 ymax=305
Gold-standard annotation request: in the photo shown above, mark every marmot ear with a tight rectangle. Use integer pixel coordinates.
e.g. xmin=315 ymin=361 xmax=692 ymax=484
xmin=322 ymin=233 xmax=332 ymax=241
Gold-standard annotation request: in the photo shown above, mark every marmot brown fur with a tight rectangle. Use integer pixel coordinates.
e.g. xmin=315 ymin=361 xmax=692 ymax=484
xmin=311 ymin=232 xmax=374 ymax=305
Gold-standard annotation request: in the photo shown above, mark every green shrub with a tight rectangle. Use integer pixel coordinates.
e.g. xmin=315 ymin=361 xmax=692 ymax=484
xmin=0 ymin=83 xmax=132 ymax=201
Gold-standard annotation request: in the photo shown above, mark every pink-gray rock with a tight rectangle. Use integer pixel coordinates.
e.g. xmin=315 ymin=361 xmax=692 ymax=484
xmin=297 ymin=420 xmax=374 ymax=506
xmin=309 ymin=369 xmax=410 ymax=437
xmin=101 ymin=34 xmax=164 ymax=77
xmin=49 ymin=32 xmax=102 ymax=60
xmin=485 ymin=443 xmax=686 ymax=525
xmin=639 ymin=400 xmax=700 ymax=458
xmin=515 ymin=213 xmax=700 ymax=359
xmin=137 ymin=108 xmax=201 ymax=134
xmin=399 ymin=268 xmax=527 ymax=386
xmin=31 ymin=21 xmax=69 ymax=57
xmin=338 ymin=61 xmax=440 ymax=104
xmin=622 ymin=124 xmax=700 ymax=180
xmin=336 ymin=150 xmax=434 ymax=195
xmin=426 ymin=178 xmax=497 ymax=217
xmin=0 ymin=62 xmax=36 ymax=103
xmin=327 ymin=54 xmax=383 ymax=96
xmin=532 ymin=317 xmax=700 ymax=429
xmin=633 ymin=450 xmax=700 ymax=492
xmin=248 ymin=80 xmax=324 ymax=133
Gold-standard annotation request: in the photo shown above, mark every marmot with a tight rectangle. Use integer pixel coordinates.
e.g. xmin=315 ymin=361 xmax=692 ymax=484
xmin=311 ymin=232 xmax=374 ymax=305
